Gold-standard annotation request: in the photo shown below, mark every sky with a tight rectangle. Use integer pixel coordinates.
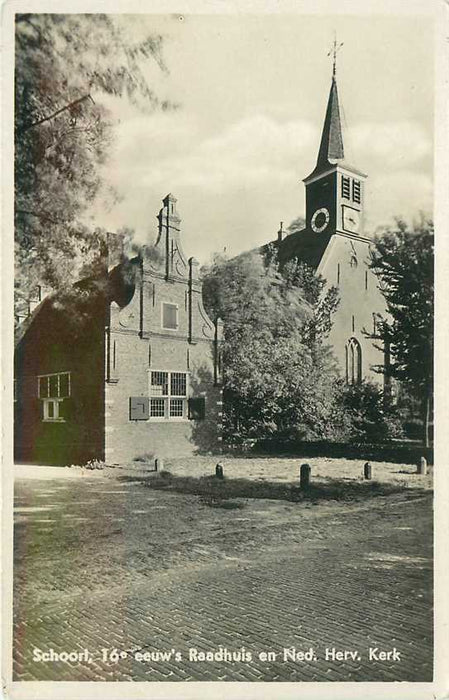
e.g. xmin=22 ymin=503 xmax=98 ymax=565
xmin=88 ymin=13 xmax=434 ymax=264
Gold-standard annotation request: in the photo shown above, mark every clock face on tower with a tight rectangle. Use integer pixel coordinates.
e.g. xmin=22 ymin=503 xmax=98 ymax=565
xmin=342 ymin=206 xmax=361 ymax=234
xmin=311 ymin=207 xmax=330 ymax=233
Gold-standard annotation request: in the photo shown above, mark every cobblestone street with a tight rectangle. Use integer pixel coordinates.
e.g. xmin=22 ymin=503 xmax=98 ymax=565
xmin=12 ymin=471 xmax=433 ymax=682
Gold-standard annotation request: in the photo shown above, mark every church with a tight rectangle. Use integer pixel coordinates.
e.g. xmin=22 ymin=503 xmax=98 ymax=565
xmin=266 ymin=67 xmax=387 ymax=386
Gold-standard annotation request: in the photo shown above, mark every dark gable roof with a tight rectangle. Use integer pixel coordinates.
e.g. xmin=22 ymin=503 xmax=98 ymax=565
xmin=262 ymin=226 xmax=331 ymax=270
xmin=14 ymin=257 xmax=140 ymax=349
xmin=14 ymin=296 xmax=53 ymax=348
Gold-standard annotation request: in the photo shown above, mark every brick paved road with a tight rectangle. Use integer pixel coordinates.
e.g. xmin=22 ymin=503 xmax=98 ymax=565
xmin=12 ymin=476 xmax=432 ymax=682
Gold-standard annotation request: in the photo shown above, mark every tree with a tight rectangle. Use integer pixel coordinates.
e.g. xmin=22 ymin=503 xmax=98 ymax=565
xmin=15 ymin=14 xmax=172 ymax=313
xmin=337 ymin=381 xmax=403 ymax=444
xmin=202 ymin=250 xmax=341 ymax=442
xmin=286 ymin=216 xmax=306 ymax=236
xmin=369 ymin=217 xmax=434 ymax=446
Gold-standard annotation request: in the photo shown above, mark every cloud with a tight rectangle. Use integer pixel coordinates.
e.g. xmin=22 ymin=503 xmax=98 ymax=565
xmin=109 ymin=112 xmax=317 ymax=191
xmin=365 ymin=170 xmax=433 ymax=232
xmin=347 ymin=121 xmax=432 ymax=170
xmin=92 ymin=112 xmax=433 ymax=262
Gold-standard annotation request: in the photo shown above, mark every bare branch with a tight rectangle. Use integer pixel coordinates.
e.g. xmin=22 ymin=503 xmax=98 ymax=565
xmin=18 ymin=94 xmax=95 ymax=134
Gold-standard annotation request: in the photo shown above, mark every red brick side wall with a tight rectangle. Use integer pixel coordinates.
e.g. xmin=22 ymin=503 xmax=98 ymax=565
xmin=104 ymin=197 xmax=222 ymax=463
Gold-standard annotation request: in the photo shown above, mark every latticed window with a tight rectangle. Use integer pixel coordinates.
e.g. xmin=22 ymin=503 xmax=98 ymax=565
xmin=149 ymin=371 xmax=188 ymax=419
xmin=150 ymin=398 xmax=165 ymax=417
xmin=341 ymin=176 xmax=351 ymax=199
xmin=150 ymin=371 xmax=169 ymax=396
xmin=170 ymin=399 xmax=184 ymax=417
xmin=352 ymin=179 xmax=361 ymax=204
xmin=345 ymin=338 xmax=362 ymax=385
xmin=171 ymin=372 xmax=187 ymax=397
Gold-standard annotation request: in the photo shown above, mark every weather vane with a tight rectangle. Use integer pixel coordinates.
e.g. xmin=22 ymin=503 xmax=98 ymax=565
xmin=328 ymin=32 xmax=344 ymax=78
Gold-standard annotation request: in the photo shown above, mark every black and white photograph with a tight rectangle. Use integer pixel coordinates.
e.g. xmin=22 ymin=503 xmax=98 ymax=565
xmin=2 ymin=1 xmax=447 ymax=697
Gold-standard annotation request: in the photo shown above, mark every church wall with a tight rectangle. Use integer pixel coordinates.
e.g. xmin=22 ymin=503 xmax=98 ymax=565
xmin=318 ymin=235 xmax=385 ymax=385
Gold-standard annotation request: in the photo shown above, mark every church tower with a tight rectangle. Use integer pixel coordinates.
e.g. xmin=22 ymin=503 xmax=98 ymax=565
xmin=270 ymin=51 xmax=387 ymax=385
xmin=303 ymin=75 xmax=368 ymax=244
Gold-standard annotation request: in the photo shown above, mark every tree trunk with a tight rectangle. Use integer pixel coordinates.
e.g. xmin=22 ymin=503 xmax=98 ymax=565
xmin=423 ymin=389 xmax=431 ymax=448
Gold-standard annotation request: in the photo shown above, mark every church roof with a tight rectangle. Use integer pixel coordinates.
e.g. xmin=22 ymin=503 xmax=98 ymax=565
xmin=303 ymin=76 xmax=348 ymax=182
xmin=263 ymin=227 xmax=332 ymax=271
xmin=317 ymin=76 xmax=344 ymax=166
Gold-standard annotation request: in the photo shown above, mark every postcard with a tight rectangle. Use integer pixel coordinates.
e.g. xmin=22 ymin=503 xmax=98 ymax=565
xmin=2 ymin=1 xmax=448 ymax=698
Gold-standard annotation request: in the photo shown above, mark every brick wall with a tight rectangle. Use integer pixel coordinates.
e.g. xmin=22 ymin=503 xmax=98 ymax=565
xmin=14 ymin=296 xmax=106 ymax=466
xmin=104 ymin=194 xmax=223 ymax=463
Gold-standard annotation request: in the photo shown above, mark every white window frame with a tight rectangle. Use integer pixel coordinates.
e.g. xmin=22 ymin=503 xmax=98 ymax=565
xmin=37 ymin=372 xmax=71 ymax=422
xmin=161 ymin=302 xmax=179 ymax=331
xmin=38 ymin=372 xmax=71 ymax=399
xmin=148 ymin=370 xmax=189 ymax=422
xmin=42 ymin=398 xmax=65 ymax=422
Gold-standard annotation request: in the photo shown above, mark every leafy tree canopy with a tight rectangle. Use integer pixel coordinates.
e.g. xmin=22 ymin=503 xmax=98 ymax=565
xmin=369 ymin=216 xmax=434 ymax=443
xmin=202 ymin=250 xmax=341 ymax=441
xmin=286 ymin=216 xmax=306 ymax=235
xmin=15 ymin=14 xmax=171 ymax=311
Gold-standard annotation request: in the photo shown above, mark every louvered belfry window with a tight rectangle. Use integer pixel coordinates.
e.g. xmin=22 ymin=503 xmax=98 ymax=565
xmin=352 ymin=179 xmax=361 ymax=204
xmin=341 ymin=176 xmax=351 ymax=199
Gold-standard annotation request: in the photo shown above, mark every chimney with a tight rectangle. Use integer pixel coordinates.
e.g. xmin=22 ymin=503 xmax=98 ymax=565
xmin=277 ymin=221 xmax=284 ymax=243
xmin=157 ymin=193 xmax=182 ymax=279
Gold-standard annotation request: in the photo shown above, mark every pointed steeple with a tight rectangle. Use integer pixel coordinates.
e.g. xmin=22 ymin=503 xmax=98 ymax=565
xmin=316 ymin=76 xmax=344 ymax=170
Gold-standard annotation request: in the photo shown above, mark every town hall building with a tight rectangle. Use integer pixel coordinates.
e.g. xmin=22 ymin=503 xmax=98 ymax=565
xmin=14 ymin=194 xmax=223 ymax=466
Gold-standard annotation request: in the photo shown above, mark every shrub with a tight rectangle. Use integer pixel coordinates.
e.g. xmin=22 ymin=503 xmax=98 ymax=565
xmin=336 ymin=381 xmax=403 ymax=443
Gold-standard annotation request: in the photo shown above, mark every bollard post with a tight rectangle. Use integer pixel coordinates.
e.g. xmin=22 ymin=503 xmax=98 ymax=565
xmin=417 ymin=457 xmax=427 ymax=475
xmin=215 ymin=463 xmax=224 ymax=479
xmin=300 ymin=463 xmax=311 ymax=489
xmin=155 ymin=457 xmax=163 ymax=472
xmin=364 ymin=462 xmax=372 ymax=480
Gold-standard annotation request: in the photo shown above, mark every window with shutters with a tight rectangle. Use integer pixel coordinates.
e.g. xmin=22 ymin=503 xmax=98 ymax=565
xmin=37 ymin=372 xmax=71 ymax=422
xmin=149 ymin=370 xmax=189 ymax=420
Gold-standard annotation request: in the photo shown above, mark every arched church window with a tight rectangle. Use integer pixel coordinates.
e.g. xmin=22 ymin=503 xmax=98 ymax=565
xmin=345 ymin=337 xmax=362 ymax=385
xmin=350 ymin=255 xmax=358 ymax=268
